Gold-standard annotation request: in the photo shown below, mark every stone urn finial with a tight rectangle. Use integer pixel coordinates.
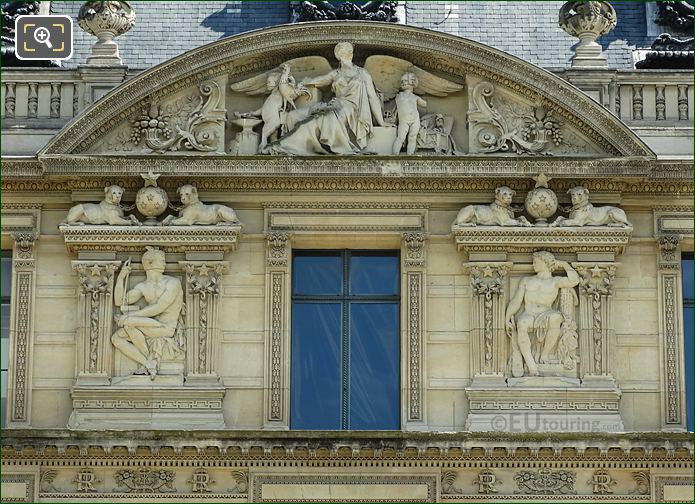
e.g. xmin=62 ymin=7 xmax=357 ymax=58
xmin=78 ymin=1 xmax=136 ymax=66
xmin=559 ymin=1 xmax=617 ymax=68
xmin=525 ymin=173 xmax=558 ymax=227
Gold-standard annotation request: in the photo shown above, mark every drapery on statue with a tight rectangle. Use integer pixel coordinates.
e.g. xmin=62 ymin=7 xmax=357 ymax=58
xmin=230 ymin=42 xmax=463 ymax=155
xmin=112 ymin=247 xmax=185 ymax=378
xmin=505 ymin=251 xmax=579 ymax=378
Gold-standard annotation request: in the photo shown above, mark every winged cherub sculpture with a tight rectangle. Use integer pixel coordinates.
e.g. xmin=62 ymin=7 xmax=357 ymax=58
xmin=230 ymin=43 xmax=463 ymax=155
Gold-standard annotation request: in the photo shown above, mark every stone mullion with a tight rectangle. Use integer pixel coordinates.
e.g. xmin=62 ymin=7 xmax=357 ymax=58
xmin=573 ymin=262 xmax=617 ymax=380
xmin=655 ymin=234 xmax=686 ymax=429
xmin=7 ymin=232 xmax=38 ymax=426
xmin=72 ymin=261 xmax=120 ymax=385
xmin=401 ymin=233 xmax=427 ymax=429
xmin=462 ymin=262 xmax=511 ymax=378
xmin=180 ymin=261 xmax=228 ymax=383
xmin=264 ymin=233 xmax=291 ymax=429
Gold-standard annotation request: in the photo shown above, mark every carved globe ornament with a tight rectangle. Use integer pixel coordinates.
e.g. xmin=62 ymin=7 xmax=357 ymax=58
xmin=135 ymin=171 xmax=168 ymax=225
xmin=524 ymin=173 xmax=558 ymax=226
xmin=559 ymin=1 xmax=616 ymax=68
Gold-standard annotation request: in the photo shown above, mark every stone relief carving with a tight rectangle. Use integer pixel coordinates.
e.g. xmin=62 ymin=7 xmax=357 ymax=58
xmin=162 ymin=185 xmax=241 ymax=226
xmin=440 ymin=471 xmax=463 ymax=495
xmin=514 ymin=468 xmax=576 ymax=495
xmin=453 ymin=176 xmax=631 ymax=230
xmin=574 ymin=262 xmax=616 ymax=376
xmin=135 ymin=172 xmax=168 ymax=225
xmin=476 ymin=469 xmax=501 ymax=494
xmin=228 ymin=470 xmax=249 ymax=494
xmin=468 ymin=263 xmax=509 ymax=365
xmin=589 ymin=469 xmax=617 ymax=495
xmin=114 ymin=468 xmax=175 ymax=493
xmin=232 ymin=63 xmax=311 ymax=152
xmin=111 ymin=247 xmax=185 ymax=378
xmin=630 ymin=471 xmax=650 ymax=495
xmin=39 ymin=469 xmax=58 ymax=493
xmin=188 ymin=468 xmax=214 ymax=493
xmin=291 ymin=1 xmax=399 ymax=23
xmin=469 ymin=81 xmax=566 ymax=155
xmin=505 ymin=251 xmax=580 ymax=378
xmin=230 ymin=43 xmax=462 ymax=156
xmin=181 ymin=261 xmax=226 ymax=378
xmin=524 ymin=173 xmax=558 ymax=226
xmin=75 ymin=262 xmax=119 ymax=376
xmin=453 ymin=186 xmax=532 ymax=228
xmin=73 ymin=468 xmax=99 ymax=492
xmin=551 ymin=186 xmax=632 ymax=228
xmin=63 ymin=185 xmax=140 ymax=226
xmin=128 ymin=81 xmax=225 ymax=154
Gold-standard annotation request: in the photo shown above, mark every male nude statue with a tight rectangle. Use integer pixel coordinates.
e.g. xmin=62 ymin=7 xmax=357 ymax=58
xmin=111 ymin=246 xmax=184 ymax=377
xmin=505 ymin=251 xmax=579 ymax=377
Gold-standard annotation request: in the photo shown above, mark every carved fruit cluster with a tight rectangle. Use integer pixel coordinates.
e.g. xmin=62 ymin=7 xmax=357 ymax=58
xmin=130 ymin=105 xmax=172 ymax=145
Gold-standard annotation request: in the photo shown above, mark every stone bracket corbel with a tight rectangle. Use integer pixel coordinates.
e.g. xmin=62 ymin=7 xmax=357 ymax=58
xmin=179 ymin=261 xmax=229 ymax=384
xmin=462 ymin=262 xmax=512 ymax=379
xmin=72 ymin=260 xmax=121 ymax=385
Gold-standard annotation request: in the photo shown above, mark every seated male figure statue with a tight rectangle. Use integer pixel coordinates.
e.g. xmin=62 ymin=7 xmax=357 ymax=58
xmin=505 ymin=251 xmax=579 ymax=377
xmin=112 ymin=246 xmax=184 ymax=378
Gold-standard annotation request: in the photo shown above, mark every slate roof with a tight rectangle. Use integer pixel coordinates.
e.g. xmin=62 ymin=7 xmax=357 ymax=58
xmin=50 ymin=1 xmax=652 ymax=71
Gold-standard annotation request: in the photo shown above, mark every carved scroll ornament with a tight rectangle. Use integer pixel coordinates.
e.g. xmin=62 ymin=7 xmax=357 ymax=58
xmin=129 ymin=81 xmax=225 ymax=154
xmin=469 ymin=81 xmax=564 ymax=155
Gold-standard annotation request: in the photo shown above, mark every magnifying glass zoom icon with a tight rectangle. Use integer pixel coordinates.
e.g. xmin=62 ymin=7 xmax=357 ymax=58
xmin=33 ymin=27 xmax=52 ymax=48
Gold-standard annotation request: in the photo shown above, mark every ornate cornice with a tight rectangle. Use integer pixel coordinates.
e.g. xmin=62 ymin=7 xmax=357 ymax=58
xmin=2 ymin=174 xmax=692 ymax=196
xmin=38 ymin=22 xmax=653 ymax=158
xmin=59 ymin=225 xmax=242 ymax=254
xmin=453 ymin=226 xmax=632 ymax=255
xmin=2 ymin=430 xmax=692 ymax=460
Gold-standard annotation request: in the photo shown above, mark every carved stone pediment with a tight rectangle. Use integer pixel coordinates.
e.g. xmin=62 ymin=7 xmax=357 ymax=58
xmin=59 ymin=225 xmax=242 ymax=254
xmin=39 ymin=22 xmax=654 ymax=164
xmin=453 ymin=226 xmax=632 ymax=255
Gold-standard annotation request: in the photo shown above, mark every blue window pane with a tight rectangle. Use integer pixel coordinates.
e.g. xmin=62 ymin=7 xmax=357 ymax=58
xmin=349 ymin=303 xmax=400 ymax=430
xmin=1 ymin=304 xmax=9 ymax=342
xmin=293 ymin=254 xmax=342 ymax=296
xmin=349 ymin=254 xmax=399 ymax=296
xmin=683 ymin=256 xmax=694 ymax=300
xmin=1 ymin=255 xmax=11 ymax=298
xmin=685 ymin=305 xmax=693 ymax=432
xmin=291 ymin=303 xmax=342 ymax=429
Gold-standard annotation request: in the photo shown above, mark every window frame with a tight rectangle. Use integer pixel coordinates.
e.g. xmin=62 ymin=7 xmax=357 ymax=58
xmin=290 ymin=249 xmax=401 ymax=430
xmin=1 ymin=250 xmax=13 ymax=428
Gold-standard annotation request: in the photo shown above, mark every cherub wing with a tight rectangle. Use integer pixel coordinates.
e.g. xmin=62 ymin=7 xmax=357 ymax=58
xmin=364 ymin=55 xmax=464 ymax=101
xmin=230 ymin=56 xmax=332 ymax=95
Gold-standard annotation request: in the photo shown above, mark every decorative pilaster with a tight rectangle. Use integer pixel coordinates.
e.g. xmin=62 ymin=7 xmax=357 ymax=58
xmin=656 ymin=233 xmax=686 ymax=429
xmin=462 ymin=262 xmax=512 ymax=379
xmin=402 ymin=233 xmax=427 ymax=428
xmin=264 ymin=232 xmax=291 ymax=429
xmin=573 ymin=262 xmax=617 ymax=381
xmin=7 ymin=232 xmax=38 ymax=426
xmin=180 ymin=261 xmax=228 ymax=384
xmin=72 ymin=261 xmax=120 ymax=385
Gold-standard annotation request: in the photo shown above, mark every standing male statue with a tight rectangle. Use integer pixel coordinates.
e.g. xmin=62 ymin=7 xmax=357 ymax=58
xmin=505 ymin=251 xmax=580 ymax=378
xmin=112 ymin=246 xmax=185 ymax=378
